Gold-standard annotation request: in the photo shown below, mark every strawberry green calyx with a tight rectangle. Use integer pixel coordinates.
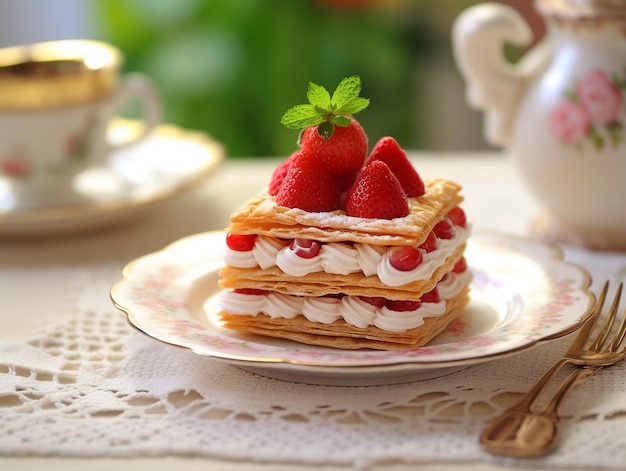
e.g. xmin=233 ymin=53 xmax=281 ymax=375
xmin=281 ymin=75 xmax=370 ymax=139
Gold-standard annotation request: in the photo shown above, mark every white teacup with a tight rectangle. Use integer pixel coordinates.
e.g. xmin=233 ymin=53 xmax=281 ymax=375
xmin=0 ymin=40 xmax=162 ymax=207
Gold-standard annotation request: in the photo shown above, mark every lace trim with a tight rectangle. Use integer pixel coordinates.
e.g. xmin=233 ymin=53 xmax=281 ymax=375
xmin=1 ymin=304 xmax=625 ymax=469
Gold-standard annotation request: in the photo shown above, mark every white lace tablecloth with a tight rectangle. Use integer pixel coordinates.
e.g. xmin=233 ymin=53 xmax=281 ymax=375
xmin=1 ymin=153 xmax=625 ymax=471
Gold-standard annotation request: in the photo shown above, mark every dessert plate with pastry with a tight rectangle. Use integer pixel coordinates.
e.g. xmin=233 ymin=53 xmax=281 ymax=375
xmin=112 ymin=78 xmax=593 ymax=385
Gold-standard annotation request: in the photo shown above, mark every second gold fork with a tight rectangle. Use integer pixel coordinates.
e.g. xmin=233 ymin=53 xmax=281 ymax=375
xmin=480 ymin=281 xmax=626 ymax=457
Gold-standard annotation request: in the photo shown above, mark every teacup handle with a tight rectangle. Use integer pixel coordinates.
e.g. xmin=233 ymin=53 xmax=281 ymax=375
xmin=107 ymin=73 xmax=162 ymax=150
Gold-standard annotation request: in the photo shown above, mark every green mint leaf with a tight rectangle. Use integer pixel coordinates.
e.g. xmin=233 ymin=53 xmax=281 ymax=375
xmin=281 ymin=104 xmax=323 ymax=129
xmin=331 ymin=75 xmax=362 ymax=109
xmin=331 ymin=115 xmax=351 ymax=127
xmin=307 ymin=82 xmax=331 ymax=109
xmin=334 ymin=97 xmax=370 ymax=117
xmin=318 ymin=120 xmax=335 ymax=139
xmin=281 ymin=75 xmax=369 ymax=132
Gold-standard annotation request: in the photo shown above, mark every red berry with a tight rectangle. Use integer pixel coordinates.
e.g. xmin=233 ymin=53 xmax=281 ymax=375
xmin=421 ymin=288 xmax=440 ymax=303
xmin=333 ymin=170 xmax=360 ymax=192
xmin=367 ymin=137 xmax=425 ymax=197
xmin=226 ymin=233 xmax=257 ymax=251
xmin=268 ymin=155 xmax=293 ymax=196
xmin=419 ymin=232 xmax=437 ymax=253
xmin=275 ymin=148 xmax=341 ymax=212
xmin=344 ymin=161 xmax=409 ymax=219
xmin=433 ymin=217 xmax=455 ymax=240
xmin=387 ymin=299 xmax=421 ymax=312
xmin=359 ymin=296 xmax=387 ymax=308
xmin=389 ymin=246 xmax=423 ymax=271
xmin=446 ymin=206 xmax=467 ymax=228
xmin=453 ymin=257 xmax=467 ymax=273
xmin=290 ymin=239 xmax=322 ymax=258
xmin=233 ymin=288 xmax=267 ymax=295
xmin=300 ymin=119 xmax=368 ymax=176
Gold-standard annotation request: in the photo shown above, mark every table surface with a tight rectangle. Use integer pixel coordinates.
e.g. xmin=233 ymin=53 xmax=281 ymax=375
xmin=1 ymin=150 xmax=623 ymax=471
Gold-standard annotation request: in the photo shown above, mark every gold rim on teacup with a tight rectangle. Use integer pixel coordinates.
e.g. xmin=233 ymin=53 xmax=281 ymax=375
xmin=0 ymin=39 xmax=123 ymax=110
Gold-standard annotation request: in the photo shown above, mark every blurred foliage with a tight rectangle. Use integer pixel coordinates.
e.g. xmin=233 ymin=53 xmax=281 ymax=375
xmin=94 ymin=0 xmax=469 ymax=158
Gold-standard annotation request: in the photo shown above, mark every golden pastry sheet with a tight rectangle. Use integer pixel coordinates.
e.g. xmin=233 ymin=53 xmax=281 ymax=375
xmin=219 ymin=244 xmax=466 ymax=301
xmin=218 ymin=286 xmax=470 ymax=351
xmin=227 ymin=178 xmax=463 ymax=246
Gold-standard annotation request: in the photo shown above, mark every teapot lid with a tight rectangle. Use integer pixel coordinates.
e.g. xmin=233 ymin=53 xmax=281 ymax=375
xmin=537 ymin=0 xmax=626 ymax=20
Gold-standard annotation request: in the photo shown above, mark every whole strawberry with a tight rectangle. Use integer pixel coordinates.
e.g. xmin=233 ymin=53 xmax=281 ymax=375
xmin=368 ymin=136 xmax=425 ymax=197
xmin=268 ymin=153 xmax=294 ymax=196
xmin=344 ymin=160 xmax=409 ymax=219
xmin=300 ymin=119 xmax=368 ymax=176
xmin=281 ymin=75 xmax=370 ymax=177
xmin=275 ymin=148 xmax=341 ymax=212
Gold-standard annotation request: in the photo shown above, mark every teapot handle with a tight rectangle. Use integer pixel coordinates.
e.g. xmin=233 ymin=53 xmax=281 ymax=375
xmin=452 ymin=3 xmax=547 ymax=146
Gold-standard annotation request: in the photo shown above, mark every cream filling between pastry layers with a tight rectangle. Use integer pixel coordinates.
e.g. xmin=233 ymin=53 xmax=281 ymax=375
xmin=218 ymin=271 xmax=471 ymax=333
xmin=224 ymin=226 xmax=469 ymax=287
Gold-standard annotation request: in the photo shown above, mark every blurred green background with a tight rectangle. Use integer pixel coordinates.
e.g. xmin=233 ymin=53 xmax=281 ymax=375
xmin=93 ymin=0 xmax=478 ymax=157
xmin=0 ymin=0 xmax=540 ymax=158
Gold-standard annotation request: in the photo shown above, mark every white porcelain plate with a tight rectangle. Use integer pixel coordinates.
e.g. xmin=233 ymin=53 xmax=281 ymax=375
xmin=111 ymin=231 xmax=594 ymax=386
xmin=0 ymin=121 xmax=223 ymax=237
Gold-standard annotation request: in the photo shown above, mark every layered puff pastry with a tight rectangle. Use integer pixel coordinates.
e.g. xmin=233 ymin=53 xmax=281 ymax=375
xmin=217 ymin=177 xmax=472 ymax=350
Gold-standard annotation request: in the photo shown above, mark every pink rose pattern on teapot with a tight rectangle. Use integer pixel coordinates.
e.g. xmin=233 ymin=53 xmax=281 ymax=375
xmin=548 ymin=68 xmax=626 ymax=150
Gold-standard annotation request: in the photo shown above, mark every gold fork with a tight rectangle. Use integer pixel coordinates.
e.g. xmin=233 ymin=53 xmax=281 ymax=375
xmin=480 ymin=281 xmax=626 ymax=457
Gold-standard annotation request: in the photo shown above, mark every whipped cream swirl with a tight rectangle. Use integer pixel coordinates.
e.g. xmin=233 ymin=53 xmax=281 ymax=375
xmin=219 ymin=271 xmax=472 ymax=332
xmin=224 ymin=226 xmax=469 ymax=287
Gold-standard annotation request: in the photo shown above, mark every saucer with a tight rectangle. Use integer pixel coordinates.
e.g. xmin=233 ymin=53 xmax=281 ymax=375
xmin=0 ymin=121 xmax=224 ymax=236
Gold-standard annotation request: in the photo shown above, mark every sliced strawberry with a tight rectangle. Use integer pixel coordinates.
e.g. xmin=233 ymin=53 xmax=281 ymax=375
xmin=233 ymin=288 xmax=268 ymax=295
xmin=359 ymin=296 xmax=387 ymax=308
xmin=421 ymin=288 xmax=440 ymax=303
xmin=387 ymin=299 xmax=421 ymax=312
xmin=344 ymin=160 xmax=409 ymax=219
xmin=290 ymin=239 xmax=322 ymax=258
xmin=268 ymin=155 xmax=294 ymax=196
xmin=275 ymin=148 xmax=341 ymax=212
xmin=446 ymin=206 xmax=467 ymax=228
xmin=300 ymin=119 xmax=368 ymax=176
xmin=367 ymin=137 xmax=425 ymax=197
xmin=389 ymin=246 xmax=423 ymax=271
xmin=419 ymin=231 xmax=438 ymax=253
xmin=433 ymin=217 xmax=455 ymax=240
xmin=453 ymin=257 xmax=467 ymax=273
xmin=226 ymin=233 xmax=257 ymax=251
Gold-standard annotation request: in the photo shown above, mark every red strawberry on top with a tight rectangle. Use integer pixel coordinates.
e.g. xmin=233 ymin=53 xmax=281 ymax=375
xmin=368 ymin=136 xmax=425 ymax=197
xmin=269 ymin=153 xmax=294 ymax=196
xmin=300 ymin=118 xmax=368 ymax=176
xmin=275 ymin=148 xmax=341 ymax=212
xmin=334 ymin=170 xmax=360 ymax=193
xmin=344 ymin=160 xmax=409 ymax=219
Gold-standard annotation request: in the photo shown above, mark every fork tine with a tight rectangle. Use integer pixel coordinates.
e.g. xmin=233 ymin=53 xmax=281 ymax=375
xmin=570 ymin=281 xmax=609 ymax=351
xmin=591 ymin=282 xmax=621 ymax=350
xmin=607 ymin=283 xmax=625 ymax=352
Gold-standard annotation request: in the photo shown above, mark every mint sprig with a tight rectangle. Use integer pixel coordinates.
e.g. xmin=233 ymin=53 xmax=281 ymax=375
xmin=281 ymin=75 xmax=370 ymax=139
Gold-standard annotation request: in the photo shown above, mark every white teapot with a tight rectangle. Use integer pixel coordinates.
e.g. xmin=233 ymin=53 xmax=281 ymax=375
xmin=453 ymin=0 xmax=626 ymax=251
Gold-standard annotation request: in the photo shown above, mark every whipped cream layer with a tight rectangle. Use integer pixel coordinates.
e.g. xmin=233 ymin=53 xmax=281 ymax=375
xmin=219 ymin=271 xmax=471 ymax=333
xmin=224 ymin=225 xmax=470 ymax=287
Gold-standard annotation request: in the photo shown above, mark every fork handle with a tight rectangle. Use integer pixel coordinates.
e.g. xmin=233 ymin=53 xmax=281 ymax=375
xmin=480 ymin=366 xmax=596 ymax=456
xmin=542 ymin=366 xmax=596 ymax=417
xmin=480 ymin=358 xmax=571 ymax=453
xmin=509 ymin=357 xmax=571 ymax=413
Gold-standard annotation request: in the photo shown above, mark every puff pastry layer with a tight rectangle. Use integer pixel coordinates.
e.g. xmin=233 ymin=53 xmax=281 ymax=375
xmin=218 ymin=176 xmax=470 ymax=350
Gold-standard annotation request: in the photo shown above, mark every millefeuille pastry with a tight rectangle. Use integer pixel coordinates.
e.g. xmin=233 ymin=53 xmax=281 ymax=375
xmin=218 ymin=76 xmax=471 ymax=350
